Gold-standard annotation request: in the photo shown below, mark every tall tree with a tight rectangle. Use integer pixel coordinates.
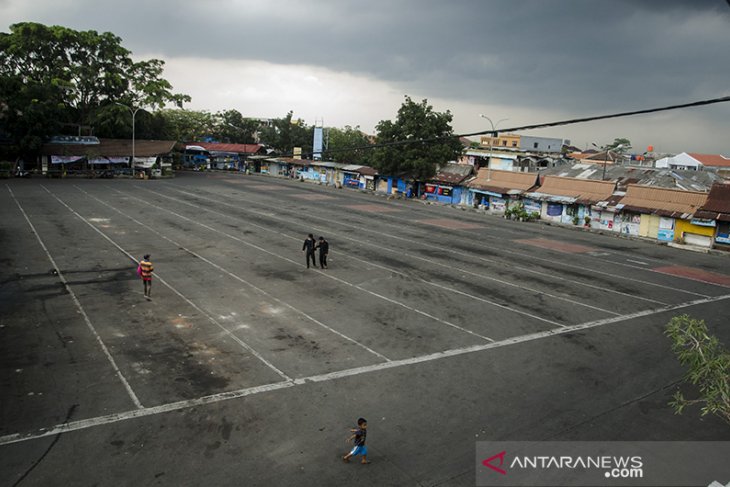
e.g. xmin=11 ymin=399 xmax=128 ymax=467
xmin=324 ymin=125 xmax=371 ymax=164
xmin=156 ymin=109 xmax=215 ymax=142
xmin=370 ymin=96 xmax=462 ymax=180
xmin=212 ymin=110 xmax=259 ymax=144
xmin=258 ymin=111 xmax=313 ymax=155
xmin=0 ymin=22 xmax=189 ymax=155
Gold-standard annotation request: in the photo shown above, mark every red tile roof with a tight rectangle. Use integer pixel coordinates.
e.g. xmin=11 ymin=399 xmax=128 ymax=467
xmin=467 ymin=168 xmax=539 ymax=194
xmin=533 ymin=175 xmax=616 ymax=204
xmin=687 ymin=153 xmax=730 ymax=167
xmin=197 ymin=142 xmax=264 ymax=154
xmin=619 ymin=184 xmax=708 ymax=218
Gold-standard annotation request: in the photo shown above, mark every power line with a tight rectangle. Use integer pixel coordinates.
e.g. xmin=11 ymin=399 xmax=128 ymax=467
xmin=460 ymin=95 xmax=730 ymax=138
xmin=296 ymin=95 xmax=730 ymax=159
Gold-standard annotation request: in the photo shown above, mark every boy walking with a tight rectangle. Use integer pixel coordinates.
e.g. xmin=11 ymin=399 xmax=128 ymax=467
xmin=343 ymin=418 xmax=369 ymax=464
xmin=138 ymin=254 xmax=154 ymax=299
xmin=302 ymin=233 xmax=317 ymax=268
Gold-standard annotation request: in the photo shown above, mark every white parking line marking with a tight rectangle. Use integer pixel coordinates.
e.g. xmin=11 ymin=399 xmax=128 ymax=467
xmin=3 ymin=292 xmax=727 ymax=447
xmin=112 ymin=187 xmax=499 ymax=341
xmin=74 ymin=185 xmax=390 ymax=362
xmin=134 ymin=186 xmax=586 ymax=324
xmin=626 ymin=259 xmax=649 ymax=265
xmin=8 ymin=186 xmax=144 ymax=409
xmin=40 ymin=185 xmax=292 ymax=382
xmin=157 ymin=185 xmax=676 ymax=304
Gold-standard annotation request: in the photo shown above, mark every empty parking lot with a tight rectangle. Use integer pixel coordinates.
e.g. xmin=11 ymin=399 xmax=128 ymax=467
xmin=2 ymin=172 xmax=729 ymax=486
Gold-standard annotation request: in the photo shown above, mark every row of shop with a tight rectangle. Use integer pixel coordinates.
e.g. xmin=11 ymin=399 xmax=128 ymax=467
xmin=256 ymin=158 xmax=730 ymax=251
xmin=462 ymin=167 xmax=729 ymax=250
xmin=35 ymin=137 xmax=730 ymax=251
xmin=261 ymin=157 xmax=378 ymax=190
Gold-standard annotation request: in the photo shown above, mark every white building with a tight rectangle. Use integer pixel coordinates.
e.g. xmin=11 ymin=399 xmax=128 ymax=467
xmin=655 ymin=152 xmax=730 ymax=171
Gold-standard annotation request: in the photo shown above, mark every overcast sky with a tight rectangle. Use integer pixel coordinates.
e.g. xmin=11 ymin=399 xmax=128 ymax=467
xmin=3 ymin=0 xmax=729 ymax=154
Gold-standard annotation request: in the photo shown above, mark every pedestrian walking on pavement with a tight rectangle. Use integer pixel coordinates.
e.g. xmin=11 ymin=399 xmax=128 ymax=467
xmin=137 ymin=254 xmax=154 ymax=299
xmin=343 ymin=418 xmax=370 ymax=464
xmin=317 ymin=236 xmax=329 ymax=269
xmin=302 ymin=233 xmax=317 ymax=268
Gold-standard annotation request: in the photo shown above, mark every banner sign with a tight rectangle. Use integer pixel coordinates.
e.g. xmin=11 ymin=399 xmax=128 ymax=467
xmin=51 ymin=156 xmax=83 ymax=164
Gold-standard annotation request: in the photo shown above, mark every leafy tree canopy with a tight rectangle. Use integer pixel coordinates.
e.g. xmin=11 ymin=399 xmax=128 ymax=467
xmin=609 ymin=137 xmax=632 ymax=152
xmin=324 ymin=125 xmax=371 ymax=164
xmin=370 ymin=96 xmax=462 ymax=180
xmin=258 ymin=111 xmax=313 ymax=155
xmin=666 ymin=314 xmax=730 ymax=425
xmin=157 ymin=109 xmax=215 ymax=142
xmin=212 ymin=110 xmax=259 ymax=144
xmin=0 ymin=22 xmax=189 ymax=155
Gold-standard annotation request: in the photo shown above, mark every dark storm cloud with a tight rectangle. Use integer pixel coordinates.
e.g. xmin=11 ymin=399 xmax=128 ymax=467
xmin=5 ymin=0 xmax=730 ymax=113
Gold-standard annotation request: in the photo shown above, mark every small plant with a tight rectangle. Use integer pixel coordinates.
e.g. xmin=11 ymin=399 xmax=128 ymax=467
xmin=505 ymin=202 xmax=530 ymax=221
xmin=0 ymin=161 xmax=13 ymax=178
xmin=572 ymin=215 xmax=579 ymax=225
xmin=529 ymin=211 xmax=540 ymax=221
xmin=584 ymin=216 xmax=591 ymax=227
xmin=665 ymin=314 xmax=730 ymax=425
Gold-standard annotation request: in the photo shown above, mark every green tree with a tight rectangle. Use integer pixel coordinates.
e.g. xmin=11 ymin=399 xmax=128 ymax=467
xmin=370 ymin=96 xmax=462 ymax=181
xmin=665 ymin=314 xmax=730 ymax=425
xmin=258 ymin=111 xmax=313 ymax=155
xmin=157 ymin=109 xmax=215 ymax=142
xmin=325 ymin=125 xmax=371 ymax=164
xmin=212 ymin=110 xmax=259 ymax=144
xmin=0 ymin=22 xmax=189 ymax=155
xmin=609 ymin=138 xmax=632 ymax=153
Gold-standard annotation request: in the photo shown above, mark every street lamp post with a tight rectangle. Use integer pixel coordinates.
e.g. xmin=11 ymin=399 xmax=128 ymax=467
xmin=592 ymin=142 xmax=625 ymax=181
xmin=479 ymin=115 xmax=509 ymax=172
xmin=116 ymin=103 xmax=143 ymax=175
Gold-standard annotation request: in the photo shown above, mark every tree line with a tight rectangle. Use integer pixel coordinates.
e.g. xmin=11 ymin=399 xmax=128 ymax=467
xmin=1 ymin=22 xmax=461 ymax=180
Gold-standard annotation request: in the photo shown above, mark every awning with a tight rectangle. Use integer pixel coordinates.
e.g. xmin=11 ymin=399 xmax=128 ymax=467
xmin=524 ymin=192 xmax=577 ymax=204
xmin=470 ymin=189 xmax=503 ymax=198
xmin=133 ymin=156 xmax=157 ymax=168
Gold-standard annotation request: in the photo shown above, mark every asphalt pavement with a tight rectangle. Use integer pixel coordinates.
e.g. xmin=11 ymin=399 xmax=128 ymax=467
xmin=1 ymin=172 xmax=729 ymax=486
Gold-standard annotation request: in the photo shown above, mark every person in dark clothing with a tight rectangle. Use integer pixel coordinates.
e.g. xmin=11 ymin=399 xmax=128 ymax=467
xmin=302 ymin=233 xmax=317 ymax=268
xmin=317 ymin=236 xmax=329 ymax=269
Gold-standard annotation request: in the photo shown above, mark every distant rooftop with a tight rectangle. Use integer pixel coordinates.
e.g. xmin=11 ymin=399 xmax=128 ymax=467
xmin=539 ymin=163 xmax=724 ymax=192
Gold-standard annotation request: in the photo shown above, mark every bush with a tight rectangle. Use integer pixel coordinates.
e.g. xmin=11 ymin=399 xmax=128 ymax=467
xmin=665 ymin=314 xmax=730 ymax=425
xmin=584 ymin=216 xmax=591 ymax=226
xmin=572 ymin=216 xmax=579 ymax=225
xmin=0 ymin=161 xmax=12 ymax=178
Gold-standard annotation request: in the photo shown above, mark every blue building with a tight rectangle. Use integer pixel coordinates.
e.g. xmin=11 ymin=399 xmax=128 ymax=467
xmin=424 ymin=163 xmax=474 ymax=205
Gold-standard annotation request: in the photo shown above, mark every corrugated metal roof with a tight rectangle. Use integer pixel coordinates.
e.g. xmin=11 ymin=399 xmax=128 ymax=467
xmin=341 ymin=164 xmax=378 ymax=176
xmin=533 ymin=175 xmax=616 ymax=204
xmin=432 ymin=163 xmax=473 ymax=185
xmin=539 ymin=163 xmax=722 ymax=192
xmin=694 ymin=183 xmax=730 ymax=220
xmin=41 ymin=138 xmax=177 ymax=157
xmin=466 ymin=168 xmax=539 ymax=194
xmin=619 ymin=184 xmax=708 ymax=218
